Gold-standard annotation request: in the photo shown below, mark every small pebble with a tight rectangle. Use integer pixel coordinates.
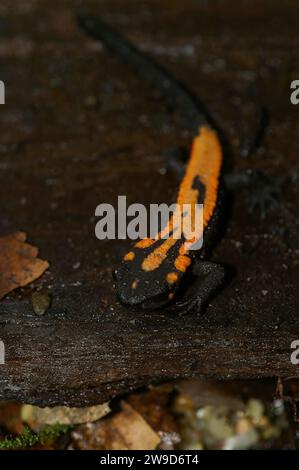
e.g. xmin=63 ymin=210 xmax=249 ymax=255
xmin=31 ymin=292 xmax=51 ymax=316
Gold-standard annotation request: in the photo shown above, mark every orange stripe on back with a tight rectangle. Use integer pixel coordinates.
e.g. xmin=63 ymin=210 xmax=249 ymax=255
xmin=177 ymin=125 xmax=222 ymax=233
xmin=138 ymin=125 xmax=222 ymax=272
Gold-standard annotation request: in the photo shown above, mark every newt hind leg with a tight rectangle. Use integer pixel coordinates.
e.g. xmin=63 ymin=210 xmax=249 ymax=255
xmin=223 ymin=169 xmax=279 ymax=217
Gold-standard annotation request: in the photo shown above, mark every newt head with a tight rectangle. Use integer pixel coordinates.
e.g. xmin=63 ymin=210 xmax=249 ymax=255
xmin=114 ymin=240 xmax=187 ymax=309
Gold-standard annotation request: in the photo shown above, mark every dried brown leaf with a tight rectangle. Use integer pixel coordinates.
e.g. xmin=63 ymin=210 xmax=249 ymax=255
xmin=71 ymin=402 xmax=160 ymax=450
xmin=0 ymin=402 xmax=23 ymax=434
xmin=127 ymin=388 xmax=180 ymax=449
xmin=0 ymin=232 xmax=49 ymax=299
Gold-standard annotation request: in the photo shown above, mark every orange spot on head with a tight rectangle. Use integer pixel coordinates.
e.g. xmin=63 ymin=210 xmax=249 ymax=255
xmin=123 ymin=251 xmax=135 ymax=261
xmin=132 ymin=280 xmax=138 ymax=289
xmin=166 ymin=272 xmax=178 ymax=284
xmin=175 ymin=255 xmax=191 ymax=272
xmin=168 ymin=292 xmax=174 ymax=300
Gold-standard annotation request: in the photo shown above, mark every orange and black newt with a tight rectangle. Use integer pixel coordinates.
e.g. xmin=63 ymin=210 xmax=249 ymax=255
xmin=114 ymin=125 xmax=225 ymax=311
xmin=78 ymin=15 xmax=276 ymax=312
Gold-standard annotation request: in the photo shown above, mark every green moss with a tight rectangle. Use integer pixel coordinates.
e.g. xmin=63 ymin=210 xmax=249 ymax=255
xmin=0 ymin=423 xmax=71 ymax=450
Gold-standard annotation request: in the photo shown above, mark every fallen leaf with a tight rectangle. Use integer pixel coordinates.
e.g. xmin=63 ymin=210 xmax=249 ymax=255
xmin=127 ymin=387 xmax=180 ymax=449
xmin=0 ymin=402 xmax=24 ymax=434
xmin=0 ymin=232 xmax=49 ymax=299
xmin=21 ymin=402 xmax=110 ymax=428
xmin=71 ymin=402 xmax=160 ymax=450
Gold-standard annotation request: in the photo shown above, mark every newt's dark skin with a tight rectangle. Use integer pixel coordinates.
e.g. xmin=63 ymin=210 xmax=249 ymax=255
xmin=78 ymin=14 xmax=276 ymax=313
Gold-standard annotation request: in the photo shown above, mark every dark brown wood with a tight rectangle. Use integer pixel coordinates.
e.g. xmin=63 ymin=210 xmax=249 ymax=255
xmin=0 ymin=0 xmax=298 ymax=406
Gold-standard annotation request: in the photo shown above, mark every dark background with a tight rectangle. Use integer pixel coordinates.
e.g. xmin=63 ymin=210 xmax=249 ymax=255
xmin=0 ymin=0 xmax=298 ymax=406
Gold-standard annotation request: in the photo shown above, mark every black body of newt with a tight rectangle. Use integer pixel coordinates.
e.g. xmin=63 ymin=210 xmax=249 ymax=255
xmin=78 ymin=14 xmax=275 ymax=313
